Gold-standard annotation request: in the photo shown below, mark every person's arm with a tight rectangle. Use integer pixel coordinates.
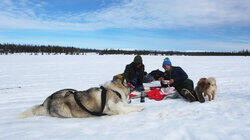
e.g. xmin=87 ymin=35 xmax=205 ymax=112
xmin=123 ymin=65 xmax=131 ymax=84
xmin=137 ymin=65 xmax=145 ymax=86
xmin=172 ymin=67 xmax=188 ymax=85
xmin=160 ymin=72 xmax=169 ymax=87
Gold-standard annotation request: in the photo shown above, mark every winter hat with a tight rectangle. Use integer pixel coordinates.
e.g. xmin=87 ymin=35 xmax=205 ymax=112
xmin=162 ymin=57 xmax=172 ymax=67
xmin=134 ymin=55 xmax=143 ymax=64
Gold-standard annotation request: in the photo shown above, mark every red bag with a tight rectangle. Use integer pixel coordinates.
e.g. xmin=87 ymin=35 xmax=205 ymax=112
xmin=146 ymin=88 xmax=166 ymax=101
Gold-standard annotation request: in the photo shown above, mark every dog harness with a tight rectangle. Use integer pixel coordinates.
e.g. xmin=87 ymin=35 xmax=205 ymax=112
xmin=72 ymin=86 xmax=122 ymax=116
xmin=111 ymin=89 xmax=122 ymax=99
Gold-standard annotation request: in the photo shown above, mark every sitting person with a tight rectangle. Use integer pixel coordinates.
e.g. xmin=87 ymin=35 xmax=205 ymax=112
xmin=159 ymin=57 xmax=205 ymax=103
xmin=123 ymin=55 xmax=153 ymax=92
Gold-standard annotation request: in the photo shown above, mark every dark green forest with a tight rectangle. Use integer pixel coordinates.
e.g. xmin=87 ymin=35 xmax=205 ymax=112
xmin=0 ymin=43 xmax=249 ymax=56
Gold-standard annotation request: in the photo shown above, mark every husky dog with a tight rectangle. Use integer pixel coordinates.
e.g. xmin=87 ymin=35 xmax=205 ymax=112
xmin=19 ymin=78 xmax=144 ymax=118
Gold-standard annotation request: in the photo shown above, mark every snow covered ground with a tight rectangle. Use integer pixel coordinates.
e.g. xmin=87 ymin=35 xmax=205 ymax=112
xmin=0 ymin=54 xmax=249 ymax=140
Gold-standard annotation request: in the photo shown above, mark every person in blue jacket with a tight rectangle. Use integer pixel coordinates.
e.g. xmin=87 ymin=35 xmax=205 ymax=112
xmin=159 ymin=57 xmax=205 ymax=103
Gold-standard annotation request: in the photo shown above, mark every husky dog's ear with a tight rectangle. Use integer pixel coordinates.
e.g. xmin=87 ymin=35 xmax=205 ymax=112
xmin=112 ymin=75 xmax=120 ymax=81
xmin=112 ymin=74 xmax=124 ymax=82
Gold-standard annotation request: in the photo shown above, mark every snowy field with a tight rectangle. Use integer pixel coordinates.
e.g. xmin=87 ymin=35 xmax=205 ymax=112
xmin=0 ymin=54 xmax=250 ymax=140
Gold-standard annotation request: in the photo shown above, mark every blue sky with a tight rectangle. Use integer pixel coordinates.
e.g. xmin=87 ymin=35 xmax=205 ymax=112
xmin=0 ymin=0 xmax=249 ymax=51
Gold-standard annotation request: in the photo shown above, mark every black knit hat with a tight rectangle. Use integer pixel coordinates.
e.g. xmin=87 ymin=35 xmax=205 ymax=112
xmin=133 ymin=55 xmax=143 ymax=64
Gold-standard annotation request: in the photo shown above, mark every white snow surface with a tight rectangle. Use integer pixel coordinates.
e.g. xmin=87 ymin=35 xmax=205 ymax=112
xmin=0 ymin=54 xmax=250 ymax=140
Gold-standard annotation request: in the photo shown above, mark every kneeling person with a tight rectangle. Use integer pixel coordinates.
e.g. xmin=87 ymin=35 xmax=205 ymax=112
xmin=160 ymin=57 xmax=205 ymax=103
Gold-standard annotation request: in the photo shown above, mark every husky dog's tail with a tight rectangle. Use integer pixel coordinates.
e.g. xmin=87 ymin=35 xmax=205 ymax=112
xmin=19 ymin=105 xmax=48 ymax=119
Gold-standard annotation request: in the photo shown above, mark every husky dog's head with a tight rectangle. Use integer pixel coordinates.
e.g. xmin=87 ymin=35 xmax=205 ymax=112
xmin=104 ymin=77 xmax=130 ymax=102
xmin=111 ymin=75 xmax=130 ymax=88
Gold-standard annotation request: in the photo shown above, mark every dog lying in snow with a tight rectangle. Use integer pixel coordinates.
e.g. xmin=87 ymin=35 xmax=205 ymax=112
xmin=196 ymin=77 xmax=217 ymax=101
xmin=19 ymin=78 xmax=144 ymax=118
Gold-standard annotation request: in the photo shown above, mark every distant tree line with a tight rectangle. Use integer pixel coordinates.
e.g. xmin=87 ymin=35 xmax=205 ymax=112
xmin=0 ymin=43 xmax=249 ymax=56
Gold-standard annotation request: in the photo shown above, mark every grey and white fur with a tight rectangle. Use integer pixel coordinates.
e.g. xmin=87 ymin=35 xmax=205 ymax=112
xmin=19 ymin=78 xmax=144 ymax=118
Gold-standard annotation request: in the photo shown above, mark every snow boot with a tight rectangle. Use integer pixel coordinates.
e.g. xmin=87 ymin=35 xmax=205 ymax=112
xmin=180 ymin=88 xmax=196 ymax=102
xmin=195 ymin=86 xmax=205 ymax=103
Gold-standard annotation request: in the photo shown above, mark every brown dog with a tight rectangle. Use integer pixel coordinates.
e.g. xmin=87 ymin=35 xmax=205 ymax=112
xmin=196 ymin=77 xmax=217 ymax=101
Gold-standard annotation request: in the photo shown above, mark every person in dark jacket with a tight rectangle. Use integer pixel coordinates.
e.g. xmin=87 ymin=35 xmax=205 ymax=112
xmin=123 ymin=55 xmax=153 ymax=92
xmin=160 ymin=57 xmax=205 ymax=103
